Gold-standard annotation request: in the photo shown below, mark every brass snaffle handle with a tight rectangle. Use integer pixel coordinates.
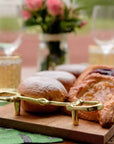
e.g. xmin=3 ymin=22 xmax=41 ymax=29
xmin=0 ymin=89 xmax=104 ymax=126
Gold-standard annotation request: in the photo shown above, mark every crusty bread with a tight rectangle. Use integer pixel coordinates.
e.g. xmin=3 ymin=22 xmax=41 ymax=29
xmin=18 ymin=76 xmax=67 ymax=113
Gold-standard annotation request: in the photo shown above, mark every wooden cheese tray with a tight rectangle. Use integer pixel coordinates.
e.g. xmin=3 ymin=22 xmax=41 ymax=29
xmin=0 ymin=103 xmax=114 ymax=144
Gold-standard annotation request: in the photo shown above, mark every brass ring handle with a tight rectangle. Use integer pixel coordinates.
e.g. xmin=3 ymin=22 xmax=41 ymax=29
xmin=0 ymin=89 xmax=104 ymax=126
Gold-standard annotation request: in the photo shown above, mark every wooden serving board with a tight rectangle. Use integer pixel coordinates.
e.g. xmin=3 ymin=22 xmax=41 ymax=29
xmin=0 ymin=103 xmax=114 ymax=144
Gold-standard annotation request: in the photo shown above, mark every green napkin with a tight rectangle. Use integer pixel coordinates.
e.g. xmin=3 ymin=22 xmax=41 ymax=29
xmin=0 ymin=102 xmax=10 ymax=106
xmin=0 ymin=102 xmax=63 ymax=144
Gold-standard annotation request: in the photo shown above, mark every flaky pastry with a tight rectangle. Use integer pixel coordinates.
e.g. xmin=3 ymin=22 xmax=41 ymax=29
xmin=69 ymin=65 xmax=114 ymax=128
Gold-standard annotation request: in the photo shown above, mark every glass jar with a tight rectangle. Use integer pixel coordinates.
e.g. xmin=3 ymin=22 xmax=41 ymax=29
xmin=89 ymin=45 xmax=114 ymax=65
xmin=0 ymin=55 xmax=22 ymax=88
xmin=37 ymin=33 xmax=69 ymax=71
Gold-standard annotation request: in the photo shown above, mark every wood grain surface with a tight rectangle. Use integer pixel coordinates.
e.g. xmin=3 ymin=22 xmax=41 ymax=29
xmin=0 ymin=103 xmax=114 ymax=144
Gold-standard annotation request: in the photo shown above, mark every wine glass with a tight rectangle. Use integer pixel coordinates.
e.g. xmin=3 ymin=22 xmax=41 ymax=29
xmin=0 ymin=2 xmax=24 ymax=56
xmin=92 ymin=5 xmax=114 ymax=64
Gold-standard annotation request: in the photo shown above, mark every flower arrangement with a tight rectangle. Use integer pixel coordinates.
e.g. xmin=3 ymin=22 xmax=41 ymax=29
xmin=23 ymin=0 xmax=87 ymax=70
xmin=24 ymin=0 xmax=86 ymax=33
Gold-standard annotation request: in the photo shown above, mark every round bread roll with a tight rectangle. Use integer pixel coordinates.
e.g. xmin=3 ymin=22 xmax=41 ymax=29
xmin=55 ymin=64 xmax=88 ymax=78
xmin=33 ymin=71 xmax=76 ymax=92
xmin=18 ymin=76 xmax=67 ymax=113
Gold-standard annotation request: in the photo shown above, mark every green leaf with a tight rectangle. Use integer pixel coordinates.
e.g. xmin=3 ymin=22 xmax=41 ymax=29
xmin=24 ymin=18 xmax=37 ymax=26
xmin=36 ymin=16 xmax=43 ymax=23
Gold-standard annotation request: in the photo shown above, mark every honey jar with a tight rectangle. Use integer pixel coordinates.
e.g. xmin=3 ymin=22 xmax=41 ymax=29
xmin=0 ymin=56 xmax=22 ymax=88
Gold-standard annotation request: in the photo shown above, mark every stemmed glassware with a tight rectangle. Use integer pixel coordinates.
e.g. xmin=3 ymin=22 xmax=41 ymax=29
xmin=0 ymin=1 xmax=23 ymax=56
xmin=92 ymin=5 xmax=114 ymax=64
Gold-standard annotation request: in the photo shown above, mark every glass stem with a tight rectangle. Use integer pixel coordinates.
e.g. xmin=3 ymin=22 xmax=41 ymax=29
xmin=103 ymin=53 xmax=108 ymax=65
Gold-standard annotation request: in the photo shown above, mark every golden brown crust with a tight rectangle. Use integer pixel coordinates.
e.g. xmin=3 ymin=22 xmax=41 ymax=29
xmin=21 ymin=101 xmax=59 ymax=113
xmin=18 ymin=76 xmax=67 ymax=113
xmin=69 ymin=65 xmax=114 ymax=128
xmin=99 ymin=96 xmax=114 ymax=128
xmin=74 ymin=65 xmax=114 ymax=86
xmin=33 ymin=71 xmax=76 ymax=92
xmin=69 ymin=73 xmax=114 ymax=102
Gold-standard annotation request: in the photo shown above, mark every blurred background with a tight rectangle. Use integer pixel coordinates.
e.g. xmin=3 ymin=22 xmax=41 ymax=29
xmin=0 ymin=0 xmax=114 ymax=67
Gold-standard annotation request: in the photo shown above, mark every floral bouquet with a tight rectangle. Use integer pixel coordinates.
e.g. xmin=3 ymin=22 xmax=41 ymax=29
xmin=23 ymin=0 xmax=87 ymax=70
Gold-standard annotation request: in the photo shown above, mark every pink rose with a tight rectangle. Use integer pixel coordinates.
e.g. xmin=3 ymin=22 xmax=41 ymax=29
xmin=47 ymin=0 xmax=64 ymax=16
xmin=22 ymin=10 xmax=31 ymax=20
xmin=25 ymin=0 xmax=43 ymax=10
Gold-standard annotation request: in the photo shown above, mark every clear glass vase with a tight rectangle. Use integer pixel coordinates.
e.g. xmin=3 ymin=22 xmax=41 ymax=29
xmin=37 ymin=33 xmax=69 ymax=71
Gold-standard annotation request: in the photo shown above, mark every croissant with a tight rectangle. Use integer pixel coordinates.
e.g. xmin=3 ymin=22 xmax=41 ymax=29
xmin=69 ymin=65 xmax=114 ymax=128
